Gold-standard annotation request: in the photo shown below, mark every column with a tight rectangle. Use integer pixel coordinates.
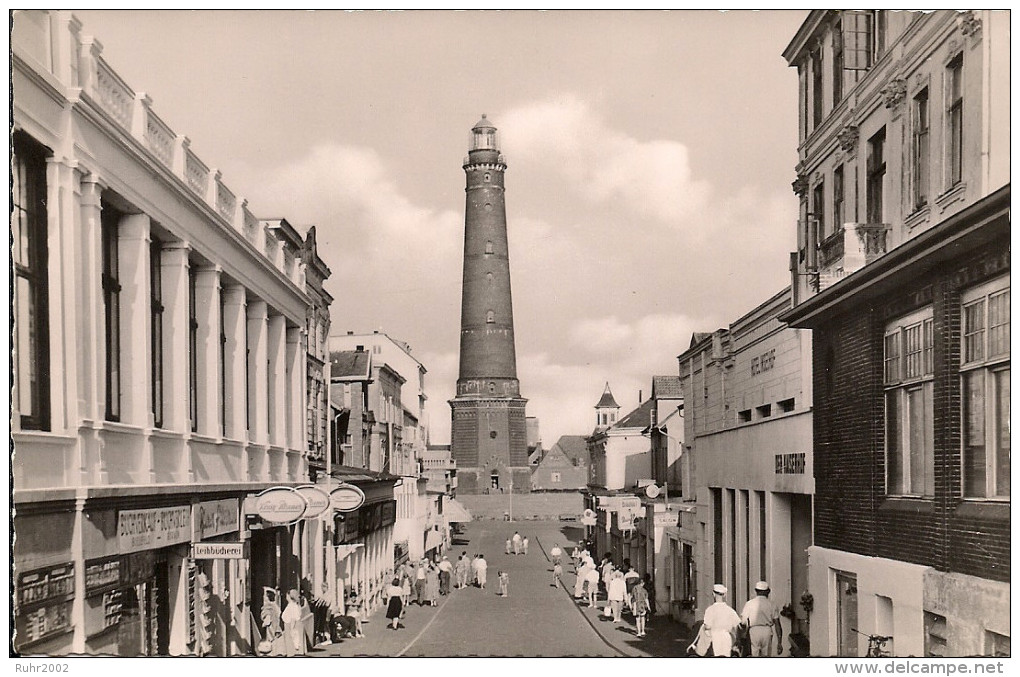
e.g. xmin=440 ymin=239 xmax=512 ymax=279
xmin=193 ymin=264 xmax=222 ymax=437
xmin=267 ymin=313 xmax=286 ymax=448
xmin=161 ymin=243 xmax=191 ymax=432
xmin=117 ymin=213 xmax=152 ymax=427
xmin=735 ymin=489 xmax=749 ymax=606
xmin=221 ymin=283 xmax=247 ymax=440
xmin=246 ymin=300 xmax=268 ymax=445
xmin=79 ymin=175 xmax=104 ymax=424
xmin=748 ymin=490 xmax=763 ymax=590
xmin=721 ymin=488 xmax=734 ymax=591
xmin=285 ymin=327 xmax=303 ymax=451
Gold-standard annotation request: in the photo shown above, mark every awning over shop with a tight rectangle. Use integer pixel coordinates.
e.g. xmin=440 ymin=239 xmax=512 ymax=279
xmin=444 ymin=499 xmax=473 ymax=523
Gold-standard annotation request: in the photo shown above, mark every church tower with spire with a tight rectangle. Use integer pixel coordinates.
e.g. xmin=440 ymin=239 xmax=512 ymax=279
xmin=449 ymin=115 xmax=530 ymax=494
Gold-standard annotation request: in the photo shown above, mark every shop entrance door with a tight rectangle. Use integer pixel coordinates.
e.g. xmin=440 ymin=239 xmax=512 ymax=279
xmin=835 ymin=571 xmax=859 ymax=657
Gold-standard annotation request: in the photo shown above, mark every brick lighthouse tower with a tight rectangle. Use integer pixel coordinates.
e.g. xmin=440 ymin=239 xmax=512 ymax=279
xmin=449 ymin=115 xmax=530 ymax=495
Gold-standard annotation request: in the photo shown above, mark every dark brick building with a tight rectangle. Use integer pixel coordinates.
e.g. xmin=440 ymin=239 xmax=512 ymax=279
xmin=783 ymin=11 xmax=1009 ymax=657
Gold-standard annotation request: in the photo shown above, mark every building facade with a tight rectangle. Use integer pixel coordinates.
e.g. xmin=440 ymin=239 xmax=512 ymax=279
xmin=782 ymin=10 xmax=1009 ymax=657
xmin=12 ymin=11 xmax=323 ymax=655
xmin=300 ymin=226 xmax=333 ymax=481
xmin=679 ymin=288 xmax=814 ymax=656
xmin=531 ymin=435 xmax=589 ymax=491
xmin=449 ymin=116 xmax=530 ymax=495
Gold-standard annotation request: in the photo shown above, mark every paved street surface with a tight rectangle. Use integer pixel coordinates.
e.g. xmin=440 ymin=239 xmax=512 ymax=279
xmin=314 ymin=520 xmax=694 ymax=657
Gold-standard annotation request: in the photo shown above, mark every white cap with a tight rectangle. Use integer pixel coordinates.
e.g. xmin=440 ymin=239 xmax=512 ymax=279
xmin=755 ymin=581 xmax=770 ymax=592
xmin=713 ymin=584 xmax=727 ymax=595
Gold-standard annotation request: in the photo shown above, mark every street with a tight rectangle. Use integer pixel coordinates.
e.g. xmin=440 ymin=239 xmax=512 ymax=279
xmin=318 ymin=520 xmax=691 ymax=657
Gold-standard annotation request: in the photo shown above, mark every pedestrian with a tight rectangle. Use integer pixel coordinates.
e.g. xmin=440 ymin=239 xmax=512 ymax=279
xmin=643 ymin=573 xmax=656 ymax=616
xmin=505 ymin=537 xmax=512 ymax=555
xmin=456 ymin=552 xmax=470 ymax=589
xmin=512 ymin=532 xmax=522 ymax=555
xmin=415 ymin=560 xmax=428 ymax=605
xmin=703 ymin=584 xmax=742 ymax=657
xmin=741 ymin=581 xmax=783 ymax=657
xmin=585 ymin=566 xmax=600 ymax=608
xmin=497 ymin=570 xmax=509 ymax=597
xmin=438 ymin=555 xmax=453 ymax=595
xmin=631 ymin=578 xmax=651 ymax=637
xmin=476 ymin=554 xmax=488 ymax=589
xmin=608 ymin=570 xmax=627 ymax=622
xmin=385 ymin=578 xmax=403 ymax=630
xmin=574 ymin=560 xmax=591 ymax=599
xmin=623 ymin=562 xmax=641 ymax=613
xmin=425 ymin=564 xmax=440 ymax=606
xmin=571 ymin=545 xmax=580 ymax=568
xmin=600 ymin=555 xmax=614 ymax=596
xmin=550 ymin=543 xmax=563 ymax=566
xmin=522 ymin=536 xmax=529 ymax=555
xmin=553 ymin=562 xmax=563 ymax=587
xmin=400 ymin=571 xmax=412 ymax=611
xmin=281 ymin=589 xmax=307 ymax=656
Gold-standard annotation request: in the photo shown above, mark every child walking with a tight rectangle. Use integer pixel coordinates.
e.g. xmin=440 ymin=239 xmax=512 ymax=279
xmin=552 ymin=562 xmax=563 ymax=587
xmin=498 ymin=571 xmax=510 ymax=597
xmin=632 ymin=579 xmax=651 ymax=637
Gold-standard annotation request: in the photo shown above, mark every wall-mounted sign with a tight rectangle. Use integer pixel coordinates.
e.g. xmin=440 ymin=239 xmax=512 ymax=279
xmin=118 ymin=505 xmax=192 ymax=554
xmin=194 ymin=499 xmax=239 ymax=541
xmin=254 ymin=487 xmax=308 ymax=524
xmin=644 ymin=484 xmax=661 ymax=499
xmin=775 ymin=452 xmax=806 ymax=475
xmin=191 ymin=542 xmax=246 ymax=559
xmin=330 ymin=483 xmax=366 ymax=513
xmin=15 ymin=564 xmax=76 ymax=650
xmin=653 ymin=512 xmax=677 ymax=527
xmin=296 ymin=485 xmax=331 ymax=520
xmin=583 ymin=508 xmax=596 ymax=519
xmin=17 ymin=564 xmax=75 ymax=608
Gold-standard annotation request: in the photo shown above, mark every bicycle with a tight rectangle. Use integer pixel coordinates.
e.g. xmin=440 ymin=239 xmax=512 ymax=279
xmin=852 ymin=628 xmax=892 ymax=657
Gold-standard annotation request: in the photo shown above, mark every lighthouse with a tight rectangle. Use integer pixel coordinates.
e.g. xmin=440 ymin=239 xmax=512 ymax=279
xmin=449 ymin=115 xmax=530 ymax=495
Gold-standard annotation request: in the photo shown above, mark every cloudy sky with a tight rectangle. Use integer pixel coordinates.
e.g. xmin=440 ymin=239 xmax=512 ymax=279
xmin=75 ymin=10 xmax=806 ymax=445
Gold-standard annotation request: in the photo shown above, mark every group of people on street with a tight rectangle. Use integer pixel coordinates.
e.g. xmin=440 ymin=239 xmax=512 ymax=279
xmin=504 ymin=531 xmax=529 ymax=556
xmin=384 ymin=555 xmax=464 ymax=630
xmin=691 ymin=581 xmax=783 ymax=657
xmin=569 ymin=547 xmax=655 ymax=639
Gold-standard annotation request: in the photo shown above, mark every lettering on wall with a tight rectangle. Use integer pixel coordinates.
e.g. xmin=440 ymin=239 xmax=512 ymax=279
xmin=775 ymin=452 xmax=806 ymax=475
xmin=750 ymin=348 xmax=777 ymax=376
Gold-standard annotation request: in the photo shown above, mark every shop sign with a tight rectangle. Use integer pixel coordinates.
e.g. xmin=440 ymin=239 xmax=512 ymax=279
xmin=654 ymin=513 xmax=677 ymax=527
xmin=17 ymin=564 xmax=75 ymax=608
xmin=775 ymin=452 xmax=806 ymax=475
xmin=84 ymin=558 xmax=121 ymax=595
xmin=118 ymin=505 xmax=192 ymax=554
xmin=330 ymin=483 xmax=366 ymax=513
xmin=380 ymin=500 xmax=396 ymax=528
xmin=193 ymin=499 xmax=239 ymax=541
xmin=16 ymin=600 xmax=73 ymax=648
xmin=121 ymin=551 xmax=155 ymax=586
xmin=191 ymin=542 xmax=246 ymax=559
xmin=254 ymin=487 xmax=308 ymax=524
xmin=296 ymin=485 xmax=331 ymax=520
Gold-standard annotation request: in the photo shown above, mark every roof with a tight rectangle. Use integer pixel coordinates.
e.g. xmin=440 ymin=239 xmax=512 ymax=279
xmin=651 ymin=375 xmax=683 ymax=400
xmin=528 ymin=447 xmax=543 ymax=465
xmin=615 ymin=399 xmax=655 ymax=429
xmin=552 ymin=435 xmax=589 ymax=463
xmin=472 ymin=113 xmax=496 ymax=130
xmin=330 ymin=350 xmax=372 ymax=381
xmin=595 ymin=383 xmax=620 ymax=409
xmin=689 ymin=332 xmax=712 ymax=347
xmin=329 ymin=465 xmax=401 ymax=484
xmin=261 ymin=217 xmax=304 ymax=249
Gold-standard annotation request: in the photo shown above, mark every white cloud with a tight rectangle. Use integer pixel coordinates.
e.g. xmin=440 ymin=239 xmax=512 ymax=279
xmin=501 ymin=94 xmax=711 ymax=224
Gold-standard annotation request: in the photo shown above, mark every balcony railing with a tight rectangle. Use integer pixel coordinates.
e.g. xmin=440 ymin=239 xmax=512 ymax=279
xmin=817 ymin=222 xmax=890 ymax=290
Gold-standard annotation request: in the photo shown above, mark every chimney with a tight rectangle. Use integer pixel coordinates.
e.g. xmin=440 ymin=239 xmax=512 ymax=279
xmin=639 ymin=390 xmax=643 ymax=402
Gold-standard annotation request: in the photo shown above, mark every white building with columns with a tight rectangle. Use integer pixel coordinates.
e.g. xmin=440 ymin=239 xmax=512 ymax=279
xmin=12 ymin=11 xmax=327 ymax=656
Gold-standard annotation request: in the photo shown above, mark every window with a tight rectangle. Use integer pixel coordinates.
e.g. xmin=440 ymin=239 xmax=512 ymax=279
xmin=551 ymin=472 xmax=561 ymax=483
xmin=778 ymin=398 xmax=796 ymax=414
xmin=833 ymin=165 xmax=845 ymax=230
xmin=102 ymin=203 xmax=123 ymax=422
xmin=738 ymin=409 xmax=752 ymax=423
xmin=884 ymin=307 xmax=934 ymax=496
xmin=985 ymin=631 xmax=1010 ymax=658
xmin=872 ymin=10 xmax=887 ymax=61
xmin=486 ymin=310 xmax=495 ymax=324
xmin=867 ymin=127 xmax=886 ymax=224
xmin=188 ymin=265 xmax=198 ymax=432
xmin=812 ymin=180 xmax=826 ymax=241
xmin=12 ymin=132 xmax=50 ymax=431
xmin=912 ymin=88 xmax=930 ymax=210
xmin=832 ymin=19 xmax=844 ymax=104
xmin=485 ymin=240 xmax=493 ymax=255
xmin=150 ymin=238 xmax=164 ymax=428
xmin=946 ymin=54 xmax=964 ymax=187
xmin=842 ymin=11 xmax=872 ymax=71
xmin=811 ymin=46 xmax=824 ymax=128
xmin=924 ymin=612 xmax=947 ymax=657
xmin=961 ymin=278 xmax=1010 ymax=499
xmin=756 ymin=404 xmax=772 ymax=419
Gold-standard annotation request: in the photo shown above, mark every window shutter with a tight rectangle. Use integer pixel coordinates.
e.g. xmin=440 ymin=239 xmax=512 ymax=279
xmin=842 ymin=11 xmax=872 ymax=71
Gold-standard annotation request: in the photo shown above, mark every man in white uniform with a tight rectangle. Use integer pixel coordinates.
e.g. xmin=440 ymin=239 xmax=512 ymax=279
xmin=703 ymin=584 xmax=741 ymax=657
xmin=741 ymin=581 xmax=783 ymax=656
